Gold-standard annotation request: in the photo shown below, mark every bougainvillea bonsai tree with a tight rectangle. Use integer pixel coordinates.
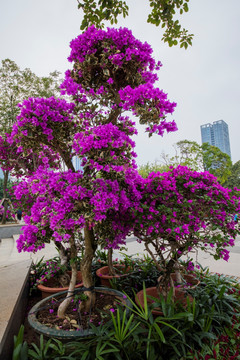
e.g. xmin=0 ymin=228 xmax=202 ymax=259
xmin=4 ymin=26 xmax=178 ymax=318
xmin=133 ymin=165 xmax=240 ymax=297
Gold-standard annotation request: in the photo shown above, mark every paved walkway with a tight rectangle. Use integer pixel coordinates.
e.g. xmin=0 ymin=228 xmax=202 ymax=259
xmin=116 ymin=235 xmax=240 ymax=278
xmin=0 ymin=224 xmax=24 ymax=240
xmin=1 ymin=229 xmax=240 ymax=276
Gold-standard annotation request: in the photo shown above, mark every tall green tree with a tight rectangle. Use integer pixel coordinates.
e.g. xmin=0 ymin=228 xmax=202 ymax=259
xmin=201 ymin=142 xmax=232 ymax=184
xmin=138 ymin=161 xmax=169 ymax=178
xmin=77 ymin=0 xmax=193 ymax=48
xmin=223 ymin=160 xmax=240 ymax=191
xmin=161 ymin=140 xmax=203 ymax=171
xmin=0 ymin=59 xmax=62 ymax=223
xmin=160 ymin=139 xmax=232 ymax=184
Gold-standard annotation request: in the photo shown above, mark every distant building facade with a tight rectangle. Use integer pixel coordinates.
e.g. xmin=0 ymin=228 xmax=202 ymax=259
xmin=72 ymin=156 xmax=82 ymax=171
xmin=200 ymin=120 xmax=231 ymax=159
xmin=61 ymin=156 xmax=83 ymax=172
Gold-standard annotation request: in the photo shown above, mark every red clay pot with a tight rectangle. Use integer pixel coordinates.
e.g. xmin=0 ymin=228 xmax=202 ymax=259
xmin=37 ymin=271 xmax=83 ymax=299
xmin=135 ymin=286 xmax=193 ymax=317
xmin=96 ymin=265 xmax=131 ymax=287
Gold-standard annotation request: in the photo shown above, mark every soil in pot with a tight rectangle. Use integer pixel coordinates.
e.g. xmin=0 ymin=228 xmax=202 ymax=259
xmin=38 ymin=271 xmax=83 ymax=298
xmin=135 ymin=286 xmax=193 ymax=317
xmin=96 ymin=265 xmax=131 ymax=287
xmin=28 ymin=287 xmax=131 ymax=339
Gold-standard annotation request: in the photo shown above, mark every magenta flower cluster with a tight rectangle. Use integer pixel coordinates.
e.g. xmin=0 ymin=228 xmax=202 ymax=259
xmin=73 ymin=122 xmax=137 ymax=172
xmin=15 ymin=166 xmax=142 ymax=252
xmin=61 ymin=25 xmax=177 ymax=138
xmin=119 ymin=83 xmax=177 ymax=135
xmin=134 ymin=165 xmax=240 ymax=263
xmin=11 ymin=97 xmax=75 ymax=144
xmin=68 ymin=26 xmax=157 ymax=73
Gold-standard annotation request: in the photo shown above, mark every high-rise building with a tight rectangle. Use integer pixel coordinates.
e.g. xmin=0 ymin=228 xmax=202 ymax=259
xmin=200 ymin=120 xmax=231 ymax=158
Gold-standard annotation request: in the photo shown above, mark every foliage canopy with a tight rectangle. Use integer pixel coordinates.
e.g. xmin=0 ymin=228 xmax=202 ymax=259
xmin=77 ymin=0 xmax=193 ymax=48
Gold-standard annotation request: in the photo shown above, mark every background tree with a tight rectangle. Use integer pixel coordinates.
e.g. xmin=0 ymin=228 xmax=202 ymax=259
xmin=223 ymin=160 xmax=240 ymax=191
xmin=138 ymin=161 xmax=169 ymax=178
xmin=0 ymin=178 xmax=13 ymax=199
xmin=0 ymin=59 xmax=62 ymax=223
xmin=201 ymin=142 xmax=232 ymax=184
xmin=160 ymin=139 xmax=232 ymax=184
xmin=161 ymin=140 xmax=203 ymax=171
xmin=77 ymin=0 xmax=193 ymax=48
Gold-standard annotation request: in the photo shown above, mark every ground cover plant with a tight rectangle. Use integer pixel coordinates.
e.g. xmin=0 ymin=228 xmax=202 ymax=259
xmin=15 ymin=268 xmax=240 ymax=359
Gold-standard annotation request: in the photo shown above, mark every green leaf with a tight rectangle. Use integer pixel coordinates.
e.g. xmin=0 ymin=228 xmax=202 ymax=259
xmin=153 ymin=322 xmax=165 ymax=342
xmin=183 ymin=3 xmax=189 ymax=12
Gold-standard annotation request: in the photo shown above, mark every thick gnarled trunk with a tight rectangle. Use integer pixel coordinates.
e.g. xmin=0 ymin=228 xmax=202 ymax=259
xmin=144 ymin=240 xmax=185 ymax=299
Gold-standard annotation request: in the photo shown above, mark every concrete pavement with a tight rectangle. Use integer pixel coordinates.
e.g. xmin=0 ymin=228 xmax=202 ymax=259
xmin=0 ymin=227 xmax=59 ymax=359
xmin=1 ymin=230 xmax=240 ymax=275
xmin=0 ymin=224 xmax=23 ymax=240
xmin=115 ymin=235 xmax=240 ymax=278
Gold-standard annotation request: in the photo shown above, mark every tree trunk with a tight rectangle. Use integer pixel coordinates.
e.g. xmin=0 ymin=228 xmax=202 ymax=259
xmin=80 ymin=225 xmax=96 ymax=313
xmin=156 ymin=246 xmax=185 ymax=299
xmin=173 ymin=261 xmax=182 ymax=283
xmin=55 ymin=242 xmax=70 ymax=287
xmin=55 ymin=242 xmax=69 ymax=266
xmin=57 ymin=236 xmax=78 ymax=319
xmin=2 ymin=170 xmax=9 ymax=225
xmin=157 ymin=272 xmax=174 ymax=299
xmin=107 ymin=248 xmax=116 ymax=275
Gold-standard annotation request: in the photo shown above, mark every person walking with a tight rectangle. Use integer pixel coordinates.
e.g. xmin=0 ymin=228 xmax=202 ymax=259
xmin=16 ymin=209 xmax=22 ymax=221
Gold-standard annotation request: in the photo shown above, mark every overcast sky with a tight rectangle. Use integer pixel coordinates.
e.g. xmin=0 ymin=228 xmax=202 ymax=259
xmin=0 ymin=0 xmax=239 ymax=166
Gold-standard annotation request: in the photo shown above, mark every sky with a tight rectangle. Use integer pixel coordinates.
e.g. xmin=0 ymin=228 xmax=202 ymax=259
xmin=0 ymin=0 xmax=240 ymax=166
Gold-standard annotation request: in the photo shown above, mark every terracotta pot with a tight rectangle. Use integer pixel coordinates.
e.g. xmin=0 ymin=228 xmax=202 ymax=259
xmin=96 ymin=265 xmax=131 ymax=287
xmin=37 ymin=271 xmax=83 ymax=299
xmin=171 ymin=273 xmax=200 ymax=289
xmin=135 ymin=286 xmax=193 ymax=317
xmin=28 ymin=287 xmax=132 ymax=340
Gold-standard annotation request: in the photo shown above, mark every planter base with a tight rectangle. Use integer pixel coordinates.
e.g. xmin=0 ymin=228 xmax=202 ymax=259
xmin=96 ymin=265 xmax=131 ymax=287
xmin=28 ymin=287 xmax=131 ymax=340
xmin=37 ymin=271 xmax=83 ymax=299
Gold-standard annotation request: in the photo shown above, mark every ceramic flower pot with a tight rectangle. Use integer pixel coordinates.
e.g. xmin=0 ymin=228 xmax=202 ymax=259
xmin=135 ymin=286 xmax=193 ymax=317
xmin=170 ymin=273 xmax=200 ymax=289
xmin=28 ymin=287 xmax=132 ymax=340
xmin=37 ymin=271 xmax=83 ymax=299
xmin=96 ymin=265 xmax=131 ymax=287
